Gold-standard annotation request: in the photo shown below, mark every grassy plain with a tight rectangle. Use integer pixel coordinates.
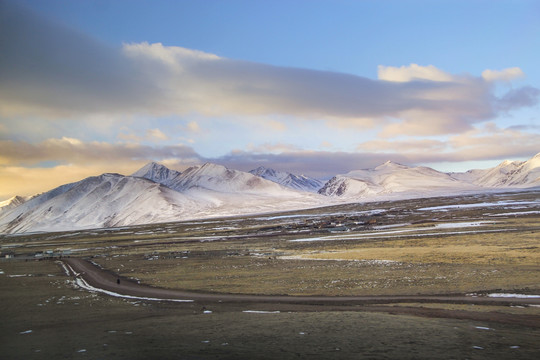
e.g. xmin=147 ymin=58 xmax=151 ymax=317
xmin=1 ymin=189 xmax=540 ymax=358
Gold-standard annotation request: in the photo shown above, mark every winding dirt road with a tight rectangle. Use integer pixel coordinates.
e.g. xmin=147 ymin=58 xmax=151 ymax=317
xmin=62 ymin=258 xmax=540 ymax=327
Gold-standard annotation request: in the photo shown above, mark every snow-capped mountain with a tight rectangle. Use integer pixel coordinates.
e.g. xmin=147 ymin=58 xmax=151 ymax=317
xmin=0 ymin=195 xmax=32 ymax=213
xmin=0 ymin=163 xmax=325 ymax=234
xmin=131 ymin=161 xmax=182 ymax=187
xmin=0 ymin=174 xmax=196 ymax=234
xmin=495 ymin=152 xmax=540 ymax=187
xmin=319 ymin=161 xmax=476 ymax=198
xmin=452 ymin=153 xmax=540 ymax=188
xmin=132 ymin=162 xmax=290 ymax=194
xmin=164 ymin=163 xmax=290 ymax=194
xmin=249 ymin=166 xmax=324 ymax=192
xmin=1 ymin=153 xmax=539 ymax=234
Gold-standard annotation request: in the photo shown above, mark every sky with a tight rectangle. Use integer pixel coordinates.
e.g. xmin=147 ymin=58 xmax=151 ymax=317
xmin=1 ymin=0 xmax=539 ymax=200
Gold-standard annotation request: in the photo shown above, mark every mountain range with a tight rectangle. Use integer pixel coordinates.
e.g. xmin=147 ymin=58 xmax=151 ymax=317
xmin=1 ymin=152 xmax=539 ymax=234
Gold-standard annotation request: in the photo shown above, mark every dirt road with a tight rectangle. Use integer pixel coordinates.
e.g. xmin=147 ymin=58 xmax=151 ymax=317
xmin=62 ymin=257 xmax=540 ymax=327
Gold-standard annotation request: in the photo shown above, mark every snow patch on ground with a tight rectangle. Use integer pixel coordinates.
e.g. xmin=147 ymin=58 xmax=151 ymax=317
xmin=280 ymin=255 xmax=400 ymax=265
xmin=486 ymin=293 xmax=540 ymax=298
xmin=475 ymin=326 xmax=493 ymax=331
xmin=74 ymin=277 xmax=193 ymax=303
xmin=488 ymin=210 xmax=540 ymax=217
xmin=290 ymin=221 xmax=503 ymax=242
xmin=418 ymin=200 xmax=540 ymax=211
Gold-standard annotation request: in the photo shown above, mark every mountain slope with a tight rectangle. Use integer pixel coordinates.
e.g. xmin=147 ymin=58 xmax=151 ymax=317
xmin=0 ymin=174 xmax=195 ymax=234
xmin=502 ymin=152 xmax=540 ymax=187
xmin=451 ymin=152 xmax=540 ymax=188
xmin=164 ymin=163 xmax=288 ymax=194
xmin=319 ymin=161 xmax=477 ymax=198
xmin=131 ymin=162 xmax=182 ymax=187
xmin=2 ymin=153 xmax=539 ymax=234
xmin=0 ymin=195 xmax=32 ymax=213
xmin=249 ymin=166 xmax=324 ymax=192
xmin=0 ymin=164 xmax=326 ymax=234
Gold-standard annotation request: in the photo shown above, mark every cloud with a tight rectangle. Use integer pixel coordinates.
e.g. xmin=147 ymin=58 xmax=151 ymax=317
xmin=448 ymin=124 xmax=540 ymax=160
xmin=482 ymin=67 xmax=524 ymax=82
xmin=0 ymin=2 xmax=151 ymax=117
xmin=1 ymin=130 xmax=539 ymax=200
xmin=0 ymin=164 xmax=140 ymax=200
xmin=0 ymin=137 xmax=202 ymax=166
xmin=357 ymin=138 xmax=447 ymax=153
xmin=186 ymin=121 xmax=201 ymax=133
xmin=146 ymin=128 xmax=169 ymax=141
xmin=1 ymin=2 xmax=538 ymax=138
xmin=496 ymin=86 xmax=540 ymax=112
xmin=243 ymin=142 xmax=302 ymax=154
xmin=378 ymin=64 xmax=454 ymax=82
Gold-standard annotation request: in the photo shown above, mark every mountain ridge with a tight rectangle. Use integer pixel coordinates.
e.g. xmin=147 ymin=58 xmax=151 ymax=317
xmin=1 ymin=153 xmax=539 ymax=234
xmin=249 ymin=166 xmax=324 ymax=192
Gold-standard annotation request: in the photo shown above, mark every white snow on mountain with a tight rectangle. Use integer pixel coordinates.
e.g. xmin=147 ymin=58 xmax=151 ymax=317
xmin=0 ymin=195 xmax=32 ymax=213
xmin=1 ymin=152 xmax=539 ymax=234
xmin=319 ymin=161 xmax=478 ymax=198
xmin=451 ymin=152 xmax=540 ymax=188
xmin=131 ymin=161 xmax=182 ymax=187
xmin=0 ymin=164 xmax=325 ymax=234
xmin=249 ymin=166 xmax=324 ymax=192
xmin=0 ymin=174 xmax=192 ymax=234
xmin=165 ymin=163 xmax=287 ymax=194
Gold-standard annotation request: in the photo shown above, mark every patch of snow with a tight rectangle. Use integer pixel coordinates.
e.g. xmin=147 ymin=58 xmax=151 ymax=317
xmin=433 ymin=221 xmax=496 ymax=229
xmin=19 ymin=330 xmax=33 ymax=334
xmin=475 ymin=326 xmax=493 ymax=331
xmin=74 ymin=278 xmax=193 ymax=303
xmin=372 ymin=223 xmax=411 ymax=230
xmin=418 ymin=200 xmax=539 ymax=211
xmin=203 ymin=310 xmax=213 ymax=314
xmin=488 ymin=211 xmax=540 ymax=217
xmin=486 ymin=293 xmax=540 ymax=298
xmin=57 ymin=261 xmax=72 ymax=276
xmin=280 ymin=255 xmax=400 ymax=265
xmin=290 ymin=222 xmax=504 ymax=242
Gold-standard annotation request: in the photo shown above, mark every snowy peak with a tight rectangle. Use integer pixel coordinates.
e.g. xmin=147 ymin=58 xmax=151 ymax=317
xmin=249 ymin=166 xmax=323 ymax=192
xmin=250 ymin=166 xmax=278 ymax=178
xmin=374 ymin=161 xmax=409 ymax=172
xmin=458 ymin=153 xmax=540 ymax=188
xmin=320 ymin=161 xmax=473 ymax=198
xmin=0 ymin=174 xmax=192 ymax=234
xmin=165 ymin=163 xmax=286 ymax=194
xmin=131 ymin=162 xmax=182 ymax=186
xmin=0 ymin=195 xmax=30 ymax=212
